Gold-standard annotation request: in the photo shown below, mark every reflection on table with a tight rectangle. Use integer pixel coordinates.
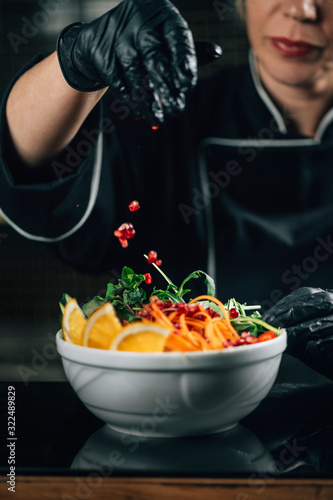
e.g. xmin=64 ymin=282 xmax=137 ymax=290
xmin=71 ymin=423 xmax=277 ymax=474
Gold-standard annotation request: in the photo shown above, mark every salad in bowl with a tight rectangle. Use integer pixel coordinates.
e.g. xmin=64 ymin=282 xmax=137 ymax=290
xmin=56 ymin=262 xmax=286 ymax=436
xmin=59 ymin=260 xmax=283 ymax=354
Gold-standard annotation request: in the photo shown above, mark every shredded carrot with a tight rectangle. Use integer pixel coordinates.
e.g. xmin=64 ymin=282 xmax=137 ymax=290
xmin=150 ymin=301 xmax=174 ymax=328
xmin=189 ymin=295 xmax=233 ymax=328
xmin=138 ymin=295 xmax=240 ymax=352
xmin=164 ymin=332 xmax=198 ymax=352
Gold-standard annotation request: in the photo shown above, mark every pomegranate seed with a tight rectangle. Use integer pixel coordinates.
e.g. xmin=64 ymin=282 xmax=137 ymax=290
xmin=155 ymin=259 xmax=162 ymax=267
xmin=150 ymin=296 xmax=164 ymax=308
xmin=128 ymin=200 xmax=140 ymax=212
xmin=119 ymin=238 xmax=128 ymax=248
xmin=176 ymin=303 xmax=188 ymax=314
xmin=164 ymin=300 xmax=174 ymax=309
xmin=147 ymin=250 xmax=157 ymax=264
xmin=114 ymin=222 xmax=135 ymax=247
xmin=245 ymin=335 xmax=258 ymax=344
xmin=188 ymin=304 xmax=201 ymax=317
xmin=229 ymin=307 xmax=239 ymax=318
xmin=151 ymin=125 xmax=159 ymax=130
xmin=144 ymin=273 xmax=152 ymax=285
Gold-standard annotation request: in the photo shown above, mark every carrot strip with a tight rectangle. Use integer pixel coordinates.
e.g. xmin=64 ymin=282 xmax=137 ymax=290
xmin=189 ymin=295 xmax=239 ymax=336
xmin=137 ymin=294 xmax=243 ymax=352
xmin=150 ymin=302 xmax=174 ymax=328
xmin=164 ymin=333 xmax=198 ymax=352
xmin=179 ymin=314 xmax=209 ymax=350
xmin=213 ymin=323 xmax=227 ymax=344
xmin=167 ymin=311 xmax=181 ymax=322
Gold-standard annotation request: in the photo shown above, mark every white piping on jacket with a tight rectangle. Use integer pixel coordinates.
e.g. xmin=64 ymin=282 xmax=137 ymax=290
xmin=249 ymin=49 xmax=333 ymax=143
xmin=0 ymin=131 xmax=103 ymax=242
xmin=249 ymin=50 xmax=288 ymax=135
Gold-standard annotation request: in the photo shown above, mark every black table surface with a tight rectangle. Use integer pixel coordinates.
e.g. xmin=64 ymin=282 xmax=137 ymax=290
xmin=1 ymin=356 xmax=333 ymax=479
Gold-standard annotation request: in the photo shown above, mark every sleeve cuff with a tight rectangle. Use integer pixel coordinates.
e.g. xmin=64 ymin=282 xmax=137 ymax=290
xmin=0 ymin=54 xmax=104 ymax=241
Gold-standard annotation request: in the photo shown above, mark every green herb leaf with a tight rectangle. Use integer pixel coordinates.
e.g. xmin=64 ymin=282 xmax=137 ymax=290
xmin=123 ymin=288 xmax=146 ymax=305
xmin=178 ymin=270 xmax=216 ymax=299
xmin=81 ymin=296 xmax=106 ymax=318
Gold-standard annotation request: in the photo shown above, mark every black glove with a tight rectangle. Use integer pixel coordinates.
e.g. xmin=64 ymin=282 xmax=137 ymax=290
xmin=262 ymin=287 xmax=333 ymax=380
xmin=56 ymin=0 xmax=221 ymax=126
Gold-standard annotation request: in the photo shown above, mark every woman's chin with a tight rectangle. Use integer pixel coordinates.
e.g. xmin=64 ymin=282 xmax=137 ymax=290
xmin=260 ymin=60 xmax=324 ymax=90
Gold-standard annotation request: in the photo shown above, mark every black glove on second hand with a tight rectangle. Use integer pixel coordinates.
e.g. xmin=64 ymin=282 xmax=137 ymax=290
xmin=57 ymin=0 xmax=199 ymax=126
xmin=261 ymin=287 xmax=333 ymax=380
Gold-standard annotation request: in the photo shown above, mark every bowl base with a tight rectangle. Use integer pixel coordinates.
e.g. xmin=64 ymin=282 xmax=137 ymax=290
xmin=106 ymin=421 xmax=239 ymax=438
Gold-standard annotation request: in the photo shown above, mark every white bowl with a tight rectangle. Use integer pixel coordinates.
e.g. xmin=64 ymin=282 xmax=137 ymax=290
xmin=56 ymin=329 xmax=287 ymax=437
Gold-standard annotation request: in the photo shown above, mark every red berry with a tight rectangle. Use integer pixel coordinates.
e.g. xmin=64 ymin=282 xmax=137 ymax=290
xmin=128 ymin=200 xmax=140 ymax=212
xmin=229 ymin=307 xmax=239 ymax=319
xmin=144 ymin=273 xmax=152 ymax=285
xmin=147 ymin=250 xmax=157 ymax=264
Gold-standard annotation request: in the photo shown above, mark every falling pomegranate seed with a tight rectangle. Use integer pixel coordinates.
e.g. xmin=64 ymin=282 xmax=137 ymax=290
xmin=147 ymin=250 xmax=158 ymax=264
xmin=118 ymin=238 xmax=128 ymax=248
xmin=155 ymin=259 xmax=162 ymax=267
xmin=144 ymin=273 xmax=152 ymax=285
xmin=128 ymin=200 xmax=140 ymax=212
xmin=228 ymin=307 xmax=239 ymax=319
xmin=114 ymin=222 xmax=135 ymax=247
xmin=151 ymin=126 xmax=159 ymax=130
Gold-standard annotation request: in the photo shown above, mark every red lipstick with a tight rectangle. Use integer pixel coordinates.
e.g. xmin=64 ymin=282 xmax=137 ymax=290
xmin=270 ymin=37 xmax=319 ymax=57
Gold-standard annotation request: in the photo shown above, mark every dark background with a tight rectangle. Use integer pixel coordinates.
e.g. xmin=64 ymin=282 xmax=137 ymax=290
xmin=0 ymin=0 xmax=248 ymax=380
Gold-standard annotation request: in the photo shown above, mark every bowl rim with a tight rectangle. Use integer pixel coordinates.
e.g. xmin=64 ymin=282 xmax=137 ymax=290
xmin=56 ymin=328 xmax=287 ymax=371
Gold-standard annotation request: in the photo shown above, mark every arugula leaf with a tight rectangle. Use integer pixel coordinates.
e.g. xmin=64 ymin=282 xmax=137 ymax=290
xmin=144 ymin=255 xmax=216 ymax=303
xmin=178 ymin=270 xmax=216 ymax=299
xmin=151 ymin=284 xmax=180 ymax=303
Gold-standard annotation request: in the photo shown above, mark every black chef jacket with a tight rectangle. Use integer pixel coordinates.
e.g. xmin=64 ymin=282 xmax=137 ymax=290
xmin=2 ymin=50 xmax=333 ymax=308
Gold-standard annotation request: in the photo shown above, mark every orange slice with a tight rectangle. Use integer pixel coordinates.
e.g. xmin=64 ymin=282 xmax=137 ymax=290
xmin=82 ymin=302 xmax=122 ymax=349
xmin=61 ymin=298 xmax=87 ymax=345
xmin=111 ymin=323 xmax=171 ymax=352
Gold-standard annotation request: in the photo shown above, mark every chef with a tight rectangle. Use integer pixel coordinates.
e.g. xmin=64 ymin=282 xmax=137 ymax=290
xmin=1 ymin=0 xmax=333 ymax=377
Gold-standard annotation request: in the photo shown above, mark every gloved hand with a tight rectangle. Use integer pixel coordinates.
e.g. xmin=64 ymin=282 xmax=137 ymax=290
xmin=56 ymin=0 xmax=220 ymax=126
xmin=261 ymin=287 xmax=333 ymax=380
